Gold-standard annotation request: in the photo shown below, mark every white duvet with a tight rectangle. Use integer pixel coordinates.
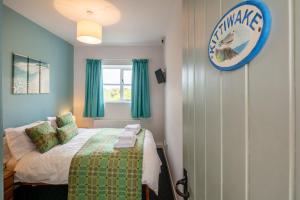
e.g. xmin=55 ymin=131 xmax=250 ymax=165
xmin=14 ymin=128 xmax=162 ymax=194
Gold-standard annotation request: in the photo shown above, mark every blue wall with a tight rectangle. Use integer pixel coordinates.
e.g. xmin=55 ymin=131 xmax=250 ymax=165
xmin=0 ymin=1 xmax=3 ymax=198
xmin=2 ymin=6 xmax=74 ymax=129
xmin=0 ymin=1 xmax=3 ymax=133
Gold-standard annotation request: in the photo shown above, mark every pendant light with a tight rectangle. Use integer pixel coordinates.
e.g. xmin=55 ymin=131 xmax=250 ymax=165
xmin=77 ymin=20 xmax=102 ymax=44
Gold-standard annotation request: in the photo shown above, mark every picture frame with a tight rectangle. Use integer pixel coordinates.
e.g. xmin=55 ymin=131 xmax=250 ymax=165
xmin=13 ymin=54 xmax=28 ymax=94
xmin=12 ymin=53 xmax=50 ymax=95
xmin=40 ymin=62 xmax=50 ymax=94
xmin=28 ymin=58 xmax=40 ymax=94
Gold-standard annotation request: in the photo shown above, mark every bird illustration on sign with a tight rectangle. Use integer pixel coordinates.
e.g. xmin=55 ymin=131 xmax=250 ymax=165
xmin=215 ymin=30 xmax=250 ymax=63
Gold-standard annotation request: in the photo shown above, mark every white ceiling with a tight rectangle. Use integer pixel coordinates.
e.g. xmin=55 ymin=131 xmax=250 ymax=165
xmin=4 ymin=0 xmax=175 ymax=46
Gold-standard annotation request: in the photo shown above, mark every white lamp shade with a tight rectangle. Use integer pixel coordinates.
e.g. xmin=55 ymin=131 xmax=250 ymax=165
xmin=77 ymin=20 xmax=102 ymax=44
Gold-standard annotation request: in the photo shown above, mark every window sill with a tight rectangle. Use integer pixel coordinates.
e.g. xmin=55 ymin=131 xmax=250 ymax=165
xmin=105 ymin=101 xmax=131 ymax=104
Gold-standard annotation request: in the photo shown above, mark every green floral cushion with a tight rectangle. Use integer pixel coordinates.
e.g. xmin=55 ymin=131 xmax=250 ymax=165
xmin=25 ymin=122 xmax=59 ymax=153
xmin=56 ymin=123 xmax=78 ymax=144
xmin=56 ymin=113 xmax=74 ymax=128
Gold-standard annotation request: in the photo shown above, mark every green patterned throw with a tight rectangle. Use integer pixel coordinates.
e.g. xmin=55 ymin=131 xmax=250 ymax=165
xmin=68 ymin=129 xmax=145 ymax=200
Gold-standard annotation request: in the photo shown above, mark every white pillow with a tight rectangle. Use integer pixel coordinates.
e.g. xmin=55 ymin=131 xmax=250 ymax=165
xmin=3 ymin=138 xmax=17 ymax=170
xmin=47 ymin=117 xmax=58 ymax=128
xmin=3 ymin=137 xmax=12 ymax=164
xmin=5 ymin=121 xmax=44 ymax=160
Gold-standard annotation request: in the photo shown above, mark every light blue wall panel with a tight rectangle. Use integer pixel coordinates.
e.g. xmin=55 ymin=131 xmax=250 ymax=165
xmin=186 ymin=0 xmax=196 ymax=198
xmin=295 ymin=0 xmax=300 ymax=199
xmin=182 ymin=0 xmax=191 ymax=197
xmin=194 ymin=0 xmax=206 ymax=199
xmin=249 ymin=0 xmax=290 ymax=199
xmin=0 ymin=0 xmax=3 ymax=133
xmin=2 ymin=6 xmax=74 ymax=129
xmin=0 ymin=0 xmax=3 ymax=197
xmin=183 ymin=0 xmax=296 ymax=200
xmin=204 ymin=0 xmax=222 ymax=200
xmin=182 ymin=0 xmax=189 ymax=170
xmin=221 ymin=0 xmax=247 ymax=200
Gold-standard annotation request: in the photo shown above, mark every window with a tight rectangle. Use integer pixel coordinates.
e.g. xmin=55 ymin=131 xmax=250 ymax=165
xmin=103 ymin=65 xmax=132 ymax=102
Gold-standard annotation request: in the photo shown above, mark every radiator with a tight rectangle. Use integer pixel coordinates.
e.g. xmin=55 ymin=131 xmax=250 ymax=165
xmin=93 ymin=119 xmax=141 ymax=128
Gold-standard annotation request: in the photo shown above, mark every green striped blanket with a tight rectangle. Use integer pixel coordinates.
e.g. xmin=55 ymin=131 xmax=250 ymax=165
xmin=68 ymin=128 xmax=145 ymax=200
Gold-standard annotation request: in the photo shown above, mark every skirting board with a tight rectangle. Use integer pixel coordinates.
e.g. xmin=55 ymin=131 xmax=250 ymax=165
xmin=158 ymin=146 xmax=178 ymax=200
xmin=156 ymin=143 xmax=164 ymax=149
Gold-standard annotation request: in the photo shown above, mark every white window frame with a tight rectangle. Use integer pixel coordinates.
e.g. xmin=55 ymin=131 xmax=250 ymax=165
xmin=103 ymin=64 xmax=132 ymax=103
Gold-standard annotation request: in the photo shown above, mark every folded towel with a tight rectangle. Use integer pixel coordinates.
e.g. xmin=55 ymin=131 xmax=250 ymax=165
xmin=115 ymin=135 xmax=137 ymax=148
xmin=125 ymin=124 xmax=141 ymax=130
xmin=123 ymin=124 xmax=141 ymax=136
xmin=119 ymin=135 xmax=137 ymax=140
xmin=121 ymin=130 xmax=137 ymax=137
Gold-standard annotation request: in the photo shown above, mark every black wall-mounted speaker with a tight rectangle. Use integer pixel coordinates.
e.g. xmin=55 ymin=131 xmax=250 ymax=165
xmin=155 ymin=68 xmax=166 ymax=84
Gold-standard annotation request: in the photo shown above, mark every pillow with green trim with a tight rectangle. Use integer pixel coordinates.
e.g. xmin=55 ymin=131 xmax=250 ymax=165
xmin=56 ymin=112 xmax=74 ymax=128
xmin=25 ymin=122 xmax=59 ymax=153
xmin=56 ymin=123 xmax=78 ymax=144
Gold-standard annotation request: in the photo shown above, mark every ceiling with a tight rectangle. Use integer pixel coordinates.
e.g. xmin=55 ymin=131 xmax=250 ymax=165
xmin=4 ymin=0 xmax=175 ymax=46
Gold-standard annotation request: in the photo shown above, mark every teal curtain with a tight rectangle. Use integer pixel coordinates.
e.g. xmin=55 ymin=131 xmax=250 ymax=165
xmin=131 ymin=59 xmax=151 ymax=118
xmin=84 ymin=59 xmax=105 ymax=117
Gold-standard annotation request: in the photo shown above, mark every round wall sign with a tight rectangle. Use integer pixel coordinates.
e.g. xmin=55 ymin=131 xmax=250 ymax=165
xmin=208 ymin=0 xmax=271 ymax=71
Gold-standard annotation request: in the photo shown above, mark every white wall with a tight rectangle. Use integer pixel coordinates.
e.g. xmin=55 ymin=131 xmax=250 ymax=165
xmin=73 ymin=45 xmax=165 ymax=144
xmin=164 ymin=0 xmax=183 ymax=192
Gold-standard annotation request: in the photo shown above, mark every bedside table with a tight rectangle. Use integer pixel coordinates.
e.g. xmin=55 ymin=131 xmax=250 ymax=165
xmin=4 ymin=169 xmax=15 ymax=200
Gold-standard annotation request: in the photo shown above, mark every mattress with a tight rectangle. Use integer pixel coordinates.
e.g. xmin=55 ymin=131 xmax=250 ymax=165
xmin=14 ymin=128 xmax=162 ymax=194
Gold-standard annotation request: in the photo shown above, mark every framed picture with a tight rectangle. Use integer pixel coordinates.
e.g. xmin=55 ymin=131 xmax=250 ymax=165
xmin=28 ymin=58 xmax=40 ymax=94
xmin=12 ymin=53 xmax=51 ymax=95
xmin=40 ymin=62 xmax=50 ymax=93
xmin=13 ymin=54 xmax=28 ymax=94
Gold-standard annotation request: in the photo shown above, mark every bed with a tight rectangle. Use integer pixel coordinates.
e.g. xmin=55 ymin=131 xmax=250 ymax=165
xmin=6 ymin=127 xmax=162 ymax=200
